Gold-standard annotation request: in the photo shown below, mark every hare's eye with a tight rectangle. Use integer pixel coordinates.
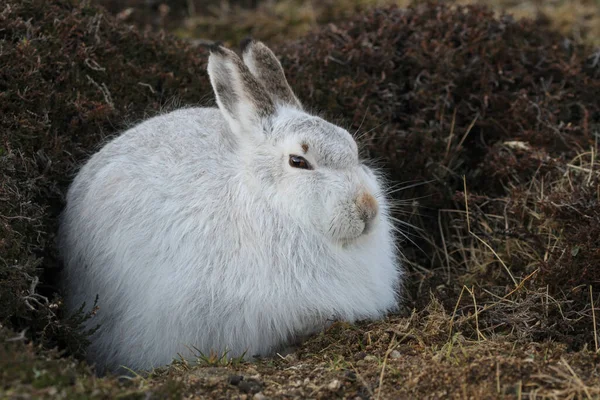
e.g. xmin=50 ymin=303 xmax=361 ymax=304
xmin=289 ymin=155 xmax=312 ymax=170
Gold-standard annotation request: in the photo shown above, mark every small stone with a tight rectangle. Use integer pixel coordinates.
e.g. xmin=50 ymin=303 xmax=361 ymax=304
xmin=354 ymin=351 xmax=367 ymax=360
xmin=344 ymin=370 xmax=357 ymax=381
xmin=389 ymin=350 xmax=401 ymax=359
xmin=364 ymin=355 xmax=378 ymax=362
xmin=238 ymin=381 xmax=253 ymax=394
xmin=238 ymin=379 xmax=263 ymax=395
xmin=206 ymin=375 xmax=222 ymax=386
xmin=327 ymin=379 xmax=341 ymax=391
xmin=229 ymin=375 xmax=244 ymax=386
xmin=253 ymin=393 xmax=267 ymax=400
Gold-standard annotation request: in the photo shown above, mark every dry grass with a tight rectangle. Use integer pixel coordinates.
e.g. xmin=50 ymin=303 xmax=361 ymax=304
xmin=118 ymin=295 xmax=600 ymax=399
xmin=415 ymin=142 xmax=600 ymax=351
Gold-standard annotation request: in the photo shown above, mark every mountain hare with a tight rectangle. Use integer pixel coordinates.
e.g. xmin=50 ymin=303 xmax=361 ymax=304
xmin=59 ymin=40 xmax=402 ymax=373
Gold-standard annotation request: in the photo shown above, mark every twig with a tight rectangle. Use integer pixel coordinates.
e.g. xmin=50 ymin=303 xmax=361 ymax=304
xmin=448 ymin=285 xmax=467 ymax=340
xmin=496 ymin=361 xmax=501 ymax=394
xmin=438 ymin=210 xmax=451 ymax=284
xmin=6 ymin=328 xmax=28 ymax=342
xmin=588 ymin=144 xmax=596 ymax=185
xmin=456 ymin=113 xmax=479 ymax=150
xmin=444 ymin=108 xmax=457 ymax=162
xmin=84 ymin=58 xmax=106 ymax=71
xmin=463 ymin=176 xmax=471 ymax=233
xmin=86 ymin=75 xmax=114 ymax=109
xmin=591 ymin=286 xmax=598 ymax=353
xmin=467 ymin=285 xmax=486 ymax=341
xmin=560 ymin=357 xmax=592 ymax=399
xmin=350 ymin=363 xmax=374 ymax=398
xmin=138 ymin=82 xmax=156 ymax=94
xmin=376 ymin=333 xmax=397 ymax=400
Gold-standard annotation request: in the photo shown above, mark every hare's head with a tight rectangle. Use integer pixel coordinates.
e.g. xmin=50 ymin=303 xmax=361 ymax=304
xmin=208 ymin=40 xmax=389 ymax=245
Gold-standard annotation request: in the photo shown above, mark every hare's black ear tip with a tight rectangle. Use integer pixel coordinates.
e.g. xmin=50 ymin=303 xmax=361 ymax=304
xmin=240 ymin=36 xmax=255 ymax=53
xmin=208 ymin=41 xmax=226 ymax=55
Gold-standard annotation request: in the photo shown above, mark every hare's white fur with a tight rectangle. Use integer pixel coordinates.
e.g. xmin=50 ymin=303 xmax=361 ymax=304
xmin=59 ymin=41 xmax=402 ymax=373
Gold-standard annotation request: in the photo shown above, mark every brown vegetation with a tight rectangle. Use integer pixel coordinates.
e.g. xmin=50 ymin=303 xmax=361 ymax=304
xmin=277 ymin=2 xmax=600 ymax=344
xmin=99 ymin=0 xmax=600 ymax=48
xmin=1 ymin=0 xmax=599 ymax=398
xmin=1 ymin=0 xmax=211 ymax=371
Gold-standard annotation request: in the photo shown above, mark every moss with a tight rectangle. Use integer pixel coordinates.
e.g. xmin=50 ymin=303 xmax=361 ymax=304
xmin=1 ymin=328 xmax=187 ymax=398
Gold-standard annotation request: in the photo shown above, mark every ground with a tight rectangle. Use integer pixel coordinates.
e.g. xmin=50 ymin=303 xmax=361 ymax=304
xmin=1 ymin=0 xmax=600 ymax=398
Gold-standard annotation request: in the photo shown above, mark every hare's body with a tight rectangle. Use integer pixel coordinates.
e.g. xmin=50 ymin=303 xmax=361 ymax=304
xmin=60 ymin=41 xmax=401 ymax=373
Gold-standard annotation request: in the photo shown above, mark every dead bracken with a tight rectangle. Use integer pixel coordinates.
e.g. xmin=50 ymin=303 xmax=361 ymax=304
xmin=1 ymin=0 xmax=599 ymax=398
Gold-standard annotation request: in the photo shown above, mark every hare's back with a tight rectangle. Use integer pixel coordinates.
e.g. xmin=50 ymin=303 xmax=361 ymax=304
xmin=73 ymin=107 xmax=228 ymax=190
xmin=63 ymin=106 xmax=232 ymax=250
xmin=102 ymin=107 xmax=227 ymax=167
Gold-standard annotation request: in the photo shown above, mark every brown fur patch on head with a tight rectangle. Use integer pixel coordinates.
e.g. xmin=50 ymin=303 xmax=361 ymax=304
xmin=208 ymin=41 xmax=226 ymax=55
xmin=242 ymin=40 xmax=302 ymax=110
xmin=239 ymin=36 xmax=254 ymax=53
xmin=301 ymin=142 xmax=309 ymax=153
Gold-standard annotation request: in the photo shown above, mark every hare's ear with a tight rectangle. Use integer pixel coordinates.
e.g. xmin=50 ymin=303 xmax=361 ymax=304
xmin=241 ymin=39 xmax=302 ymax=110
xmin=207 ymin=44 xmax=275 ymax=138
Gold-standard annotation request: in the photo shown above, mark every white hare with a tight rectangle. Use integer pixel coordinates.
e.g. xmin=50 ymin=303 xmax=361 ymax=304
xmin=59 ymin=40 xmax=402 ymax=373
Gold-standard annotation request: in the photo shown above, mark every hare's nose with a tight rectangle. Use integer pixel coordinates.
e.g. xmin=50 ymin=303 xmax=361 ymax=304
xmin=356 ymin=192 xmax=379 ymax=232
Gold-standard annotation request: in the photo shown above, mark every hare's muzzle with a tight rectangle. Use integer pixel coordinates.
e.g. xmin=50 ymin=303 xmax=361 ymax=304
xmin=355 ymin=192 xmax=379 ymax=234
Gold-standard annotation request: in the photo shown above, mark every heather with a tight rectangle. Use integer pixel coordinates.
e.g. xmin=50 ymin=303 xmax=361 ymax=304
xmin=1 ymin=0 xmax=599 ymax=397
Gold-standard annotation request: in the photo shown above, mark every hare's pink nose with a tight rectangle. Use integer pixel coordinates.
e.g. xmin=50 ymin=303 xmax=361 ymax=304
xmin=356 ymin=192 xmax=379 ymax=230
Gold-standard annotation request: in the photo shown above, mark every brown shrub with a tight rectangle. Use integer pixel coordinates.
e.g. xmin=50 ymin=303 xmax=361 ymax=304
xmin=0 ymin=0 xmax=212 ymax=352
xmin=1 ymin=0 xmax=600 ymax=375
xmin=276 ymin=3 xmax=600 ymax=346
xmin=279 ymin=4 xmax=598 ymax=198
